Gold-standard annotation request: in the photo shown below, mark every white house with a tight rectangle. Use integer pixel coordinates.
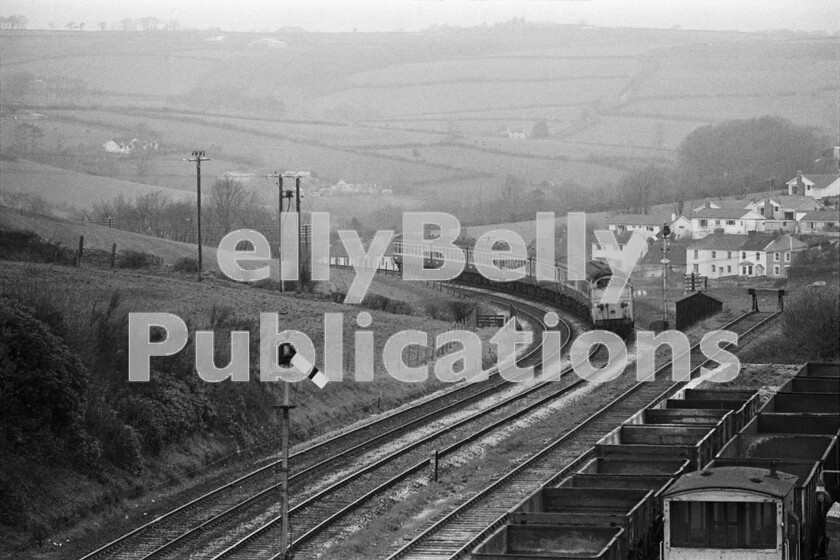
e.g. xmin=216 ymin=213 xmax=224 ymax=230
xmin=103 ymin=137 xmax=157 ymax=154
xmin=786 ymin=172 xmax=840 ymax=200
xmin=103 ymin=138 xmax=137 ymax=154
xmin=688 ymin=208 xmax=765 ymax=239
xmin=670 ymin=215 xmax=692 ymax=239
xmin=606 ymin=214 xmax=672 ymax=240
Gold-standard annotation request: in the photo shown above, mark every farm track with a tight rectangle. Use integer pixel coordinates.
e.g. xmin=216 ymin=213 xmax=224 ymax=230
xmin=384 ymin=310 xmax=778 ymax=560
xmin=77 ymin=293 xmax=565 ymax=560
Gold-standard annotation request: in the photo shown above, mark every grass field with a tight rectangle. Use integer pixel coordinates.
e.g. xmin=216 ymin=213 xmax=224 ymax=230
xmin=310 ymin=77 xmax=630 ymax=118
xmin=0 ymin=159 xmax=196 ymax=210
xmin=375 ymin=143 xmax=626 ymax=185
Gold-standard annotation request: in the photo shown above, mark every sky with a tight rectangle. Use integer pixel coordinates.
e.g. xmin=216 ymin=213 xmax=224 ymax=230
xmin=1 ymin=0 xmax=838 ymax=33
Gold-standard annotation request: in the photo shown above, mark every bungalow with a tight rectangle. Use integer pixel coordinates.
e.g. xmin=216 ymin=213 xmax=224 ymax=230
xmin=103 ymin=138 xmax=138 ymax=154
xmin=103 ymin=137 xmax=158 ymax=154
xmin=786 ymin=171 xmax=840 ymax=200
xmin=606 ymin=214 xmax=672 ymax=240
xmin=688 ymin=208 xmax=764 ymax=239
xmin=799 ymin=210 xmax=840 ymax=233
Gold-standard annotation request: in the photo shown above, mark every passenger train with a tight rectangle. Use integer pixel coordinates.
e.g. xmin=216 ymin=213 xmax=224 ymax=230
xmin=390 ymin=233 xmax=635 ymax=338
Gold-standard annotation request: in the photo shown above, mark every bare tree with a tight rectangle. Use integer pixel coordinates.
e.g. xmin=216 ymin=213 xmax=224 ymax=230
xmin=208 ymin=177 xmax=257 ymax=235
xmin=618 ymin=165 xmax=671 ymax=215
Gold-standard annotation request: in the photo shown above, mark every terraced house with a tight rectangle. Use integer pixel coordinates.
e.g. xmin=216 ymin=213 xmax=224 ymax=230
xmin=685 ymin=233 xmax=806 ymax=278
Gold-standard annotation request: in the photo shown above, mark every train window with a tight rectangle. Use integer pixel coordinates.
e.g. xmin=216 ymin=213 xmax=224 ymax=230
xmin=711 ymin=502 xmax=739 ymax=547
xmin=670 ymin=501 xmax=777 ymax=549
xmin=744 ymin=502 xmax=777 ymax=549
xmin=670 ymin=502 xmax=708 ymax=547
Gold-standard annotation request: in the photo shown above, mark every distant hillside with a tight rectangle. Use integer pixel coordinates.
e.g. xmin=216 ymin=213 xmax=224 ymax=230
xmin=0 ymin=26 xmax=836 ymax=220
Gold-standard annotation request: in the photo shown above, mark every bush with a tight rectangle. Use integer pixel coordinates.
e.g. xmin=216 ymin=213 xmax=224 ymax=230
xmin=173 ymin=256 xmax=199 ymax=273
xmin=117 ymin=250 xmax=157 ymax=269
xmin=0 ymin=298 xmax=89 ymax=449
xmin=781 ymin=285 xmax=839 ymax=361
xmin=0 ymin=228 xmax=74 ymax=264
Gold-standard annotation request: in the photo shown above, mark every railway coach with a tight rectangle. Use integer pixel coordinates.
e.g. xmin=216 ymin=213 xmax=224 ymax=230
xmin=391 ymin=234 xmax=635 ymax=338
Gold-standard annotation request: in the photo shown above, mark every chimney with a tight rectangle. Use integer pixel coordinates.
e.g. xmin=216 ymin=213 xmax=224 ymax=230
xmin=796 ymin=171 xmax=803 ymax=196
xmin=671 ymin=212 xmax=676 ymax=221
xmin=768 ymin=461 xmax=778 ymax=479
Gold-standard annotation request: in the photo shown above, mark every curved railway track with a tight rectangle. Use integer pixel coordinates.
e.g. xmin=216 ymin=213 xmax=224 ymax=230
xmin=77 ymin=292 xmax=568 ymax=560
xmin=384 ymin=310 xmax=778 ymax=560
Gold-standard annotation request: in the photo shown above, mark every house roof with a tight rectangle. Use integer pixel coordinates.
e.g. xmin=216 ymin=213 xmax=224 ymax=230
xmin=740 ymin=233 xmax=777 ymax=251
xmin=608 ymin=213 xmax=668 ymax=226
xmin=691 ymin=208 xmax=752 ymax=219
xmin=693 ymin=199 xmax=751 ymax=211
xmin=774 ymin=195 xmax=823 ymax=210
xmin=788 ymin=174 xmax=840 ymax=190
xmin=664 ymin=467 xmax=797 ymax=500
xmin=765 ymin=235 xmax=807 ymax=252
xmin=639 ymin=242 xmax=687 ymax=266
xmin=801 ymin=210 xmax=840 ymax=222
xmin=687 ymin=233 xmax=749 ymax=251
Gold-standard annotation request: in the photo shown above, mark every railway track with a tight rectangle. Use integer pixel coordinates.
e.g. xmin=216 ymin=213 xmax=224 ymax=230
xmin=77 ymin=293 xmax=566 ymax=560
xmin=384 ymin=310 xmax=778 ymax=560
xmin=210 ymin=346 xmax=589 ymax=559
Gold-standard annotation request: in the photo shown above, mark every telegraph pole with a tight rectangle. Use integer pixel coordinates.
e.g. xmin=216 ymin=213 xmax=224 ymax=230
xmin=278 ymin=174 xmax=285 ymax=293
xmin=295 ymin=175 xmax=302 ymax=292
xmin=189 ymin=151 xmax=209 ymax=281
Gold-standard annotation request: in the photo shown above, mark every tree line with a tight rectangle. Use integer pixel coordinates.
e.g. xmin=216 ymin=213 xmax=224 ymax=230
xmin=0 ymin=15 xmax=27 ymax=29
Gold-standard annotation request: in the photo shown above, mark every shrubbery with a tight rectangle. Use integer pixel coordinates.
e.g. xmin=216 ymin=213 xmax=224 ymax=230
xmin=172 ymin=256 xmax=199 ymax=273
xmin=0 ymin=292 xmax=282 ymax=532
xmin=117 ymin=249 xmax=159 ymax=269
xmin=0 ymin=229 xmax=75 ymax=264
xmin=0 ymin=298 xmax=89 ymax=449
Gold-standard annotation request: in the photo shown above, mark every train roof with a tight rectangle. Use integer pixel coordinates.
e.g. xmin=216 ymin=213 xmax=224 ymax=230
xmin=664 ymin=467 xmax=797 ymax=500
xmin=585 ymin=259 xmax=616 ymax=282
